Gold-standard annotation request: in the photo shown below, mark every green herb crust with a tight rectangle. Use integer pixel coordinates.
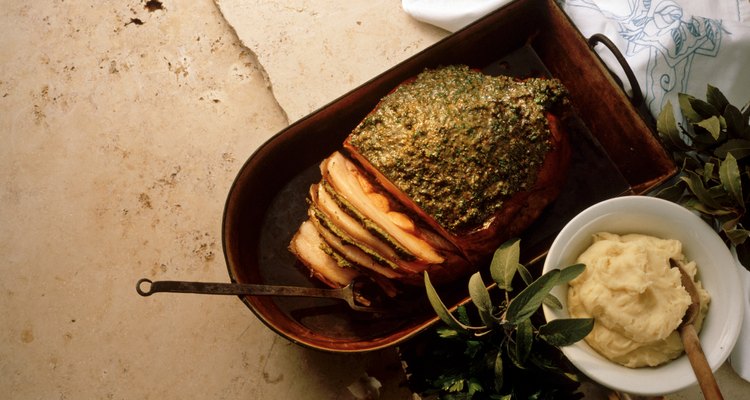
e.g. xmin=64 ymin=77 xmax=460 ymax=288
xmin=347 ymin=65 xmax=569 ymax=233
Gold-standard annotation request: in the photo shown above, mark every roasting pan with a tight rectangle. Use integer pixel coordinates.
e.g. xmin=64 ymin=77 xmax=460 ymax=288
xmin=221 ymin=0 xmax=677 ymax=352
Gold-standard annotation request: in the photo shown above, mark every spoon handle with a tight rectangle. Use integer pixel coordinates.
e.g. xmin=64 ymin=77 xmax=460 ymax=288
xmin=680 ymin=324 xmax=724 ymax=400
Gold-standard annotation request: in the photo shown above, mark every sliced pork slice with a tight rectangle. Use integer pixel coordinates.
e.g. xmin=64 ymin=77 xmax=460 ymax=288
xmin=289 ymin=220 xmax=361 ymax=287
xmin=308 ymin=207 xmax=404 ymax=280
xmin=323 ymin=151 xmax=455 ymax=265
xmin=313 ymin=182 xmax=426 ymax=275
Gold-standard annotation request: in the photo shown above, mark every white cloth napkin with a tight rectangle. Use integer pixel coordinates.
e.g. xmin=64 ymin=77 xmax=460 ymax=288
xmin=401 ymin=0 xmax=514 ymax=32
xmin=403 ymin=0 xmax=750 ymax=117
xmin=402 ymin=0 xmax=750 ymax=382
xmin=556 ymin=1 xmax=750 ymax=120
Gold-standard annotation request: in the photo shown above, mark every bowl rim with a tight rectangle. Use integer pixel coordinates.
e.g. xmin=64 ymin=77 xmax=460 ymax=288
xmin=542 ymin=195 xmax=744 ymax=396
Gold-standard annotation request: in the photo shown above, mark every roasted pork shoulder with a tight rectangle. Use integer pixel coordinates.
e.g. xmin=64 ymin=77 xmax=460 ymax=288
xmin=290 ymin=65 xmax=571 ymax=288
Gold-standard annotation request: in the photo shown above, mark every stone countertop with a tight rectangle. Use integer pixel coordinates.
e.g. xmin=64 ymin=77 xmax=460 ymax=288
xmin=0 ymin=1 xmax=409 ymax=398
xmin=1 ymin=1 xmax=748 ymax=399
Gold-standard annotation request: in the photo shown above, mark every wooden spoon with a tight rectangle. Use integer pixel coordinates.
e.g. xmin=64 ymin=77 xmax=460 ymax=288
xmin=669 ymin=259 xmax=723 ymax=400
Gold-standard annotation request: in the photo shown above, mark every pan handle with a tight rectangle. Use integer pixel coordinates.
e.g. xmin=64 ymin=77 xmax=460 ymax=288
xmin=587 ymin=33 xmax=644 ymax=109
xmin=135 ymin=278 xmax=344 ymax=298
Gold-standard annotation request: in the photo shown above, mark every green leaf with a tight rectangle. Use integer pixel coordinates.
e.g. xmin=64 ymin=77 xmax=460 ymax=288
xmin=696 ymin=116 xmax=722 ymax=140
xmin=704 ymin=162 xmax=717 ymax=181
xmin=469 ymin=272 xmax=495 ymax=328
xmin=691 ymin=130 xmax=719 ymax=147
xmin=708 ymin=184 xmax=732 ymax=202
xmin=715 ymin=139 xmax=750 ymax=160
xmin=539 ymin=318 xmax=594 ymax=347
xmin=707 ymin=84 xmax=730 ymax=113
xmin=506 ymin=269 xmax=560 ymax=324
xmin=436 ymin=327 xmax=460 ymax=339
xmin=724 ymin=104 xmax=746 ymax=138
xmin=425 ymin=271 xmax=482 ymax=331
xmin=654 ymin=180 xmax=687 ymax=202
xmin=682 ymin=197 xmax=735 ymax=217
xmin=464 ymin=339 xmax=483 ymax=358
xmin=557 ymin=263 xmax=585 ymax=284
xmin=679 ymin=93 xmax=702 ymax=122
xmin=539 ymin=265 xmax=584 ymax=314
xmin=719 ymin=153 xmax=744 ymax=208
xmin=446 ymin=378 xmax=465 ymax=392
xmin=682 ymin=156 xmax=703 ymax=172
xmin=718 ymin=212 xmax=742 ymax=233
xmin=657 ymin=101 xmax=690 ymax=150
xmin=690 ymin=96 xmax=721 ymax=119
xmin=517 ymin=262 xmax=533 ymax=286
xmin=490 ymin=239 xmax=521 ymax=291
xmin=467 ymin=378 xmax=483 ymax=395
xmin=528 ymin=350 xmax=563 ymax=373
xmin=542 ymin=293 xmax=563 ymax=310
xmin=455 ymin=305 xmax=472 ymax=326
xmin=680 ymin=171 xmax=724 ymax=209
xmin=493 ymin=351 xmax=504 ymax=392
xmin=724 ymin=226 xmax=750 ymax=245
xmin=515 ymin=319 xmax=534 ymax=365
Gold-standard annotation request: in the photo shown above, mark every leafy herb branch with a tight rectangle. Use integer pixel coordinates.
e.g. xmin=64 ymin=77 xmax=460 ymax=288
xmin=414 ymin=239 xmax=593 ymax=399
xmin=655 ymin=85 xmax=750 ymax=269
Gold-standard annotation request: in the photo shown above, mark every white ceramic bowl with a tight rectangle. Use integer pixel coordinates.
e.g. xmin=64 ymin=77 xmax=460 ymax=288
xmin=542 ymin=195 xmax=744 ymax=396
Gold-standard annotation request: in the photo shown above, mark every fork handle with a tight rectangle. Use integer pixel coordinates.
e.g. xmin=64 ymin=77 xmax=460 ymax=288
xmin=680 ymin=324 xmax=723 ymax=400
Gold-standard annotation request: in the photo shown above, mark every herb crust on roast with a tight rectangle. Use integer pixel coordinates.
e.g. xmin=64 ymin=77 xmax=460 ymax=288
xmin=346 ymin=65 xmax=568 ymax=234
xmin=290 ymin=65 xmax=572 ymax=288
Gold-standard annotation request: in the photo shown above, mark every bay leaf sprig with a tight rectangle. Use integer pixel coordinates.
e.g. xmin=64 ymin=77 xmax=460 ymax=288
xmin=418 ymin=239 xmax=593 ymax=399
xmin=655 ymin=85 xmax=750 ymax=269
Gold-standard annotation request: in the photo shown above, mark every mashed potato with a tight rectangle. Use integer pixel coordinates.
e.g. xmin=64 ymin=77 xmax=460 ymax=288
xmin=567 ymin=232 xmax=710 ymax=368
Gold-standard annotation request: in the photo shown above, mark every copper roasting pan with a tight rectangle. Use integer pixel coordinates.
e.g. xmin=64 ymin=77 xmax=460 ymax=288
xmin=221 ymin=0 xmax=677 ymax=352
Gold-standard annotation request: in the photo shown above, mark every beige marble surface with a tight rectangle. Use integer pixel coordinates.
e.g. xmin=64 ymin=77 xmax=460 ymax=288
xmin=1 ymin=0 xmax=749 ymax=399
xmin=214 ymin=0 xmax=446 ymax=121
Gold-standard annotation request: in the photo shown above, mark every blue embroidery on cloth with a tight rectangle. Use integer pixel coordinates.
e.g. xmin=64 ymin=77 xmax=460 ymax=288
xmin=563 ymin=0 xmax=728 ymax=113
